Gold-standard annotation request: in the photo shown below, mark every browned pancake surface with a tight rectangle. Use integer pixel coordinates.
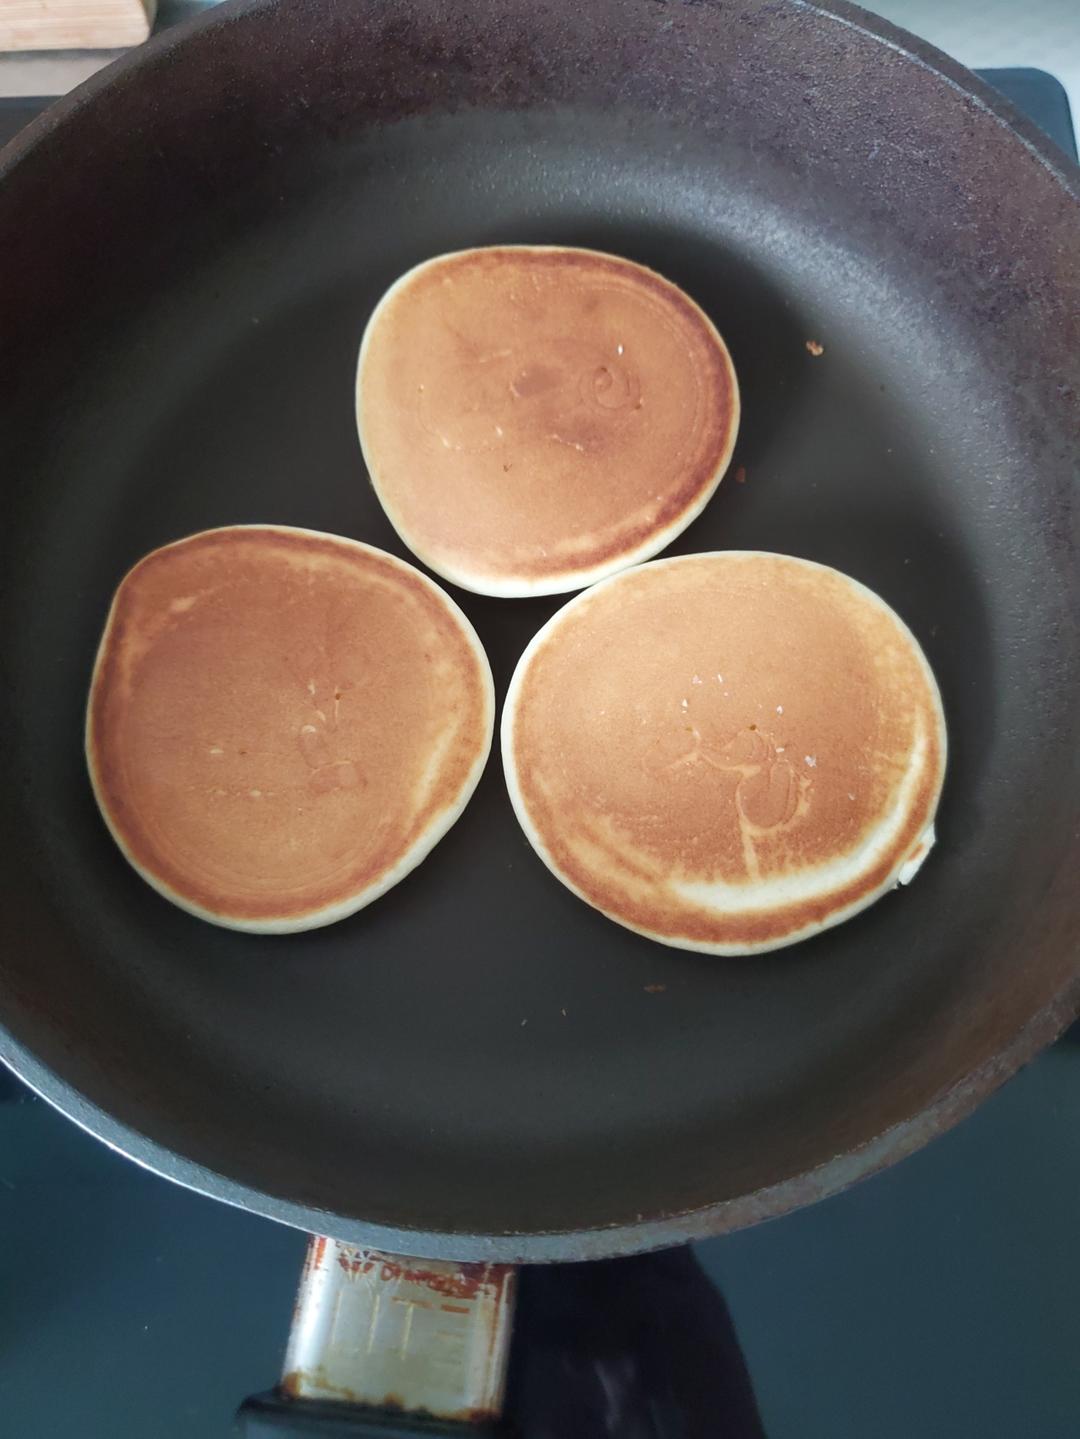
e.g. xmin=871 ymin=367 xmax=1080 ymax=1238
xmin=87 ymin=527 xmax=492 ymax=928
xmin=504 ymin=553 xmax=945 ymax=951
xmin=357 ymin=247 xmax=739 ymax=593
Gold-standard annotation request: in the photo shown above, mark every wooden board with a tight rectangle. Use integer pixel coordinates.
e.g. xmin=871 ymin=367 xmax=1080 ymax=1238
xmin=0 ymin=0 xmax=155 ymax=52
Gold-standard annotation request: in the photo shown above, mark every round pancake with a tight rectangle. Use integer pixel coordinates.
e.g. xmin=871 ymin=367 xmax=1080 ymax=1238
xmin=356 ymin=246 xmax=740 ymax=597
xmin=87 ymin=526 xmax=494 ymax=933
xmin=502 ymin=552 xmax=946 ymax=955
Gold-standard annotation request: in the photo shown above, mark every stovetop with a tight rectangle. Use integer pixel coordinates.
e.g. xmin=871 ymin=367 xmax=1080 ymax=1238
xmin=1 ymin=67 xmax=1078 ymax=1439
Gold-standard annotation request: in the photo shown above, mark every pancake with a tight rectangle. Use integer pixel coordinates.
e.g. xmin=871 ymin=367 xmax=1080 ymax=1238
xmin=356 ymin=246 xmax=740 ymax=597
xmin=502 ymin=552 xmax=946 ymax=955
xmin=86 ymin=525 xmax=494 ymax=933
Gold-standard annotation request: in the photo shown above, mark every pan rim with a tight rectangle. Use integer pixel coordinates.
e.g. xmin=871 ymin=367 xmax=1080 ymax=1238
xmin=5 ymin=972 xmax=1079 ymax=1262
xmin=1 ymin=0 xmax=1077 ymax=203
xmin=1 ymin=0 xmax=1079 ymax=1260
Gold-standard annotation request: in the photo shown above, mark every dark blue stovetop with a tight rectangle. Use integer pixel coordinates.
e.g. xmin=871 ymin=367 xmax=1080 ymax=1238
xmin=0 ymin=69 xmax=1078 ymax=1439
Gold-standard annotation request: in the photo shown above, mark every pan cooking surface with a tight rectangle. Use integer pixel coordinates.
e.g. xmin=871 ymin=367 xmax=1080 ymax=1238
xmin=0 ymin=0 xmax=1078 ymax=1259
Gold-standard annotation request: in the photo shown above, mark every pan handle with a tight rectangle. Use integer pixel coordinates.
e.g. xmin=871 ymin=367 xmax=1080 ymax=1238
xmin=238 ymin=1237 xmax=516 ymax=1435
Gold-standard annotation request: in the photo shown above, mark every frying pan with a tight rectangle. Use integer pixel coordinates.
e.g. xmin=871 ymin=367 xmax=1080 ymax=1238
xmin=2 ymin=0 xmax=1079 ymax=1298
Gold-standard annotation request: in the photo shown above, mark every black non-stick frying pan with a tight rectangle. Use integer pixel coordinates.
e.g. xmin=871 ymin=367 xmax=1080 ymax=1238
xmin=1 ymin=0 xmax=1079 ymax=1281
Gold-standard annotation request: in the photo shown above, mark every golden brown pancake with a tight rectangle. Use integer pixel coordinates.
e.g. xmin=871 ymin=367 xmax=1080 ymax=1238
xmin=502 ymin=552 xmax=946 ymax=954
xmin=87 ymin=526 xmax=494 ymax=932
xmin=356 ymin=246 xmax=740 ymax=597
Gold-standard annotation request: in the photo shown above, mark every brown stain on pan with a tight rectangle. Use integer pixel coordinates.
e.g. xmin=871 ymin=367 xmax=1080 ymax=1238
xmin=86 ymin=525 xmax=493 ymax=931
xmin=357 ymin=246 xmax=740 ymax=596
